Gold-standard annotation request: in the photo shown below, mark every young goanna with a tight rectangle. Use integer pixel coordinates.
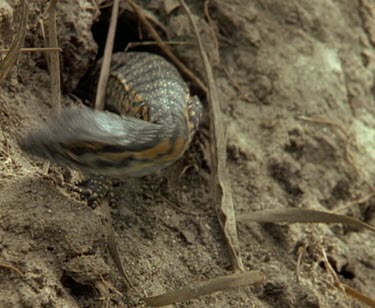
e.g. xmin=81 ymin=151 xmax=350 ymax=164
xmin=20 ymin=52 xmax=203 ymax=201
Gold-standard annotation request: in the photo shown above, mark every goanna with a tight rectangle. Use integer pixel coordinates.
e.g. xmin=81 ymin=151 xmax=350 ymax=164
xmin=20 ymin=52 xmax=203 ymax=177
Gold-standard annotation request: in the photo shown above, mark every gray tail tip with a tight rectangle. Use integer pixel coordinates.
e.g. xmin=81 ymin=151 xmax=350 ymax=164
xmin=18 ymin=132 xmax=39 ymax=155
xmin=18 ymin=134 xmax=31 ymax=152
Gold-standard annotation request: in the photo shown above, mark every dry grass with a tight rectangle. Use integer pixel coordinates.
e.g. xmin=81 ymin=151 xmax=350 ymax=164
xmin=0 ymin=0 xmax=28 ymax=83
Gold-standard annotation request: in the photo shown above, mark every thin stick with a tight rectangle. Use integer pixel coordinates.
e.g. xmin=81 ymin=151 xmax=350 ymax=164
xmin=0 ymin=261 xmax=24 ymax=277
xmin=0 ymin=47 xmax=62 ymax=53
xmin=332 ymin=192 xmax=375 ymax=213
xmin=38 ymin=18 xmax=50 ymax=70
xmin=41 ymin=0 xmax=61 ymax=174
xmin=46 ymin=0 xmax=61 ymax=114
xmin=125 ymin=40 xmax=195 ymax=51
xmin=297 ymin=116 xmax=362 ymax=178
xmin=0 ymin=0 xmax=28 ymax=83
xmin=98 ymin=0 xmax=115 ymax=9
xmin=297 ymin=116 xmax=350 ymax=141
xmin=127 ymin=0 xmax=207 ymax=93
xmin=159 ymin=194 xmax=205 ymax=216
xmin=341 ymin=283 xmax=375 ymax=307
xmin=100 ymin=201 xmax=140 ymax=297
xmin=321 ymin=247 xmax=375 ymax=307
xmin=295 ymin=243 xmax=306 ymax=283
xmin=203 ymin=0 xmax=220 ymax=65
xmin=95 ymin=0 xmax=120 ymax=110
xmin=179 ymin=0 xmax=244 ymax=272
xmin=222 ymin=66 xmax=254 ymax=104
xmin=92 ymin=0 xmax=139 ymax=296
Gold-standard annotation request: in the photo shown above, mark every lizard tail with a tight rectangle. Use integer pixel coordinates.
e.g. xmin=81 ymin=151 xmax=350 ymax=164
xmin=20 ymin=107 xmax=182 ymax=177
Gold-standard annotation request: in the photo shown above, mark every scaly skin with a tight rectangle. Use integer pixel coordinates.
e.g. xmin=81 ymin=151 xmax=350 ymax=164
xmin=20 ymin=52 xmax=203 ymax=178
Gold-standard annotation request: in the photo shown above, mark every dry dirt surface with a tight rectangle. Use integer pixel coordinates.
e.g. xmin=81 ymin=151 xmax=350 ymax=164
xmin=1 ymin=0 xmax=375 ymax=307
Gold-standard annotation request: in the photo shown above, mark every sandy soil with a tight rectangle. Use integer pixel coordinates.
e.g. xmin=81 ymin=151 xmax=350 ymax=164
xmin=1 ymin=0 xmax=374 ymax=307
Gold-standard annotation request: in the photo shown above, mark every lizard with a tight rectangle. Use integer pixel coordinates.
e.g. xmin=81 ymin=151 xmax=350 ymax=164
xmin=20 ymin=52 xmax=203 ymax=202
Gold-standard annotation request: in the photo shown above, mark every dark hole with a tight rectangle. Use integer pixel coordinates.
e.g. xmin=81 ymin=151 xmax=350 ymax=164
xmin=73 ymin=5 xmax=205 ymax=103
xmin=61 ymin=273 xmax=96 ymax=298
xmin=259 ymin=282 xmax=291 ymax=308
xmin=319 ymin=260 xmax=355 ymax=280
xmin=263 ymin=282 xmax=285 ymax=296
xmin=363 ymin=202 xmax=375 ymax=223
xmin=46 ymin=246 xmax=55 ymax=251
xmin=268 ymin=162 xmax=303 ymax=197
xmin=91 ymin=9 xmax=158 ymax=59
xmin=338 ymin=265 xmax=355 ymax=279
xmin=73 ymin=6 xmax=166 ymax=102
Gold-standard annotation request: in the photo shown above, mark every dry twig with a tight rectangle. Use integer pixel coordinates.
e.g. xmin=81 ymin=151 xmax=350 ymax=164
xmin=95 ymin=0 xmax=119 ymax=110
xmin=92 ymin=0 xmax=139 ymax=297
xmin=332 ymin=192 xmax=375 ymax=213
xmin=38 ymin=18 xmax=49 ymax=68
xmin=0 ymin=0 xmax=28 ymax=83
xmin=0 ymin=260 xmax=24 ymax=277
xmin=99 ymin=201 xmax=139 ymax=297
xmin=222 ymin=66 xmax=254 ymax=104
xmin=203 ymin=0 xmax=220 ymax=65
xmin=298 ymin=115 xmax=375 ymax=211
xmin=41 ymin=0 xmax=61 ymax=174
xmin=125 ymin=40 xmax=195 ymax=51
xmin=127 ymin=0 xmax=207 ymax=93
xmin=0 ymin=47 xmax=62 ymax=53
xmin=295 ymin=243 xmax=306 ymax=283
xmin=321 ymin=247 xmax=375 ymax=307
xmin=178 ymin=0 xmax=244 ymax=272
xmin=158 ymin=194 xmax=205 ymax=216
xmin=46 ymin=0 xmax=61 ymax=114
xmin=297 ymin=116 xmax=361 ymax=177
